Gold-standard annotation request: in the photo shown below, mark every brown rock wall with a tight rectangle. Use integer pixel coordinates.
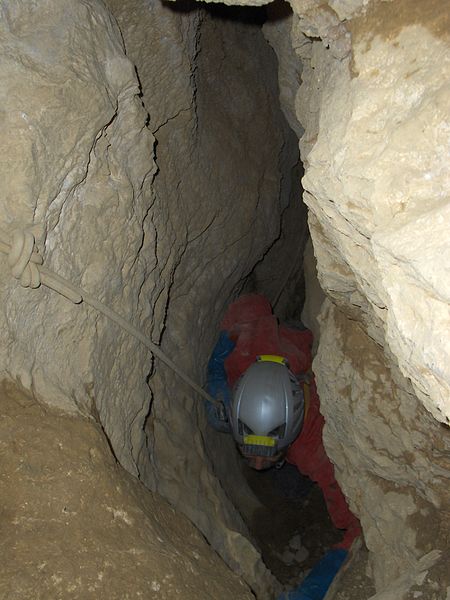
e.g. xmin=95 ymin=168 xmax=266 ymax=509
xmin=0 ymin=382 xmax=253 ymax=599
xmin=1 ymin=0 xmax=300 ymax=596
xmin=315 ymin=302 xmax=450 ymax=594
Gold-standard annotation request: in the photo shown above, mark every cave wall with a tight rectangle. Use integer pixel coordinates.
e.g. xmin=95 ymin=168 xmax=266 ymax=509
xmin=105 ymin=2 xmax=309 ymax=595
xmin=3 ymin=0 xmax=450 ymax=598
xmin=259 ymin=0 xmax=450 ymax=597
xmin=301 ymin=1 xmax=450 ymax=425
xmin=1 ymin=381 xmax=254 ymax=599
xmin=316 ymin=302 xmax=449 ymax=594
xmin=0 ymin=0 xmax=308 ymax=597
xmin=0 ymin=0 xmax=156 ymax=463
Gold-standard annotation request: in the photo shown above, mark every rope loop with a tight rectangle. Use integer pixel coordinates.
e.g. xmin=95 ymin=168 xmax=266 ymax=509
xmin=7 ymin=229 xmax=43 ymax=289
xmin=0 ymin=225 xmax=219 ymax=406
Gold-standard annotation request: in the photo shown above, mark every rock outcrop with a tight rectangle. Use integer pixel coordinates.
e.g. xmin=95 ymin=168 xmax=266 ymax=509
xmin=0 ymin=382 xmax=253 ymax=599
xmin=2 ymin=0 xmax=449 ymax=598
xmin=316 ymin=302 xmax=449 ymax=597
xmin=302 ymin=0 xmax=450 ymax=425
xmin=0 ymin=0 xmax=306 ymax=596
xmin=265 ymin=1 xmax=450 ymax=597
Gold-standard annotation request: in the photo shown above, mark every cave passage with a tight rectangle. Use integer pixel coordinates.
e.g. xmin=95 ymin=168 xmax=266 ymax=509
xmin=243 ymin=463 xmax=341 ymax=587
xmin=3 ymin=1 xmax=450 ymax=599
xmin=191 ymin=1 xmax=344 ymax=589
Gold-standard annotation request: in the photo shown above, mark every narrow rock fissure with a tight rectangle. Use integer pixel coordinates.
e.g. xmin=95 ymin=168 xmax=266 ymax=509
xmin=2 ymin=1 xmax=449 ymax=599
xmin=241 ymin=464 xmax=341 ymax=586
xmin=185 ymin=2 xmax=351 ymax=594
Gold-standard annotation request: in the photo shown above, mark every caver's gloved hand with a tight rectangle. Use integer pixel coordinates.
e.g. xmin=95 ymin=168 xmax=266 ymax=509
xmin=205 ymin=331 xmax=235 ymax=432
xmin=278 ymin=548 xmax=348 ymax=600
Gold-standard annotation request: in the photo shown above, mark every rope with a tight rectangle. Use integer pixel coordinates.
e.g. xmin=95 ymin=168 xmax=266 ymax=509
xmin=0 ymin=228 xmax=220 ymax=407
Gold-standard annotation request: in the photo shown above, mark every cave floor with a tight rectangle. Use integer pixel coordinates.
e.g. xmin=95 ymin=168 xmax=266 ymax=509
xmin=327 ymin=544 xmax=375 ymax=600
xmin=1 ymin=383 xmax=254 ymax=600
xmin=243 ymin=462 xmax=341 ymax=588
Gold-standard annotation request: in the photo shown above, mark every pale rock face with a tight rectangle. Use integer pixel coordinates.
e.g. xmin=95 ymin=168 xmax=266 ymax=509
xmin=289 ymin=1 xmax=450 ymax=596
xmin=315 ymin=302 xmax=449 ymax=595
xmin=302 ymin=8 xmax=450 ymax=425
xmin=1 ymin=0 xmax=301 ymax=596
xmin=0 ymin=0 xmax=156 ymax=477
xmin=301 ymin=238 xmax=325 ymax=353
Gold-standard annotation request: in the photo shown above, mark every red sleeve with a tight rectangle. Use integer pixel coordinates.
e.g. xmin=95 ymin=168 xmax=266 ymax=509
xmin=221 ymin=294 xmax=314 ymax=385
xmin=221 ymin=294 xmax=272 ymax=333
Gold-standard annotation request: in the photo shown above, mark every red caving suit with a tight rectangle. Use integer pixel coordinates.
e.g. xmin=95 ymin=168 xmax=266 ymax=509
xmin=221 ymin=294 xmax=361 ymax=550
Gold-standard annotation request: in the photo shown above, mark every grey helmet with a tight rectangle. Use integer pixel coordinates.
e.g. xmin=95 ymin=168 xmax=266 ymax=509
xmin=230 ymin=356 xmax=304 ymax=457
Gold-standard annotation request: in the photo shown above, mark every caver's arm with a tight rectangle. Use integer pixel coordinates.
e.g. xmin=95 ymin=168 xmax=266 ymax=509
xmin=205 ymin=331 xmax=235 ymax=432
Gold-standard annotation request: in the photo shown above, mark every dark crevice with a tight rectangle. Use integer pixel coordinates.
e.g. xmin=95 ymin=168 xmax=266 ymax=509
xmin=187 ymin=1 xmax=340 ymax=590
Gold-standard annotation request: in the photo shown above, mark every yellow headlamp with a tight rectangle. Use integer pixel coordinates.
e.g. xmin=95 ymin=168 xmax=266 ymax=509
xmin=243 ymin=434 xmax=277 ymax=447
xmin=257 ymin=354 xmax=287 ymax=365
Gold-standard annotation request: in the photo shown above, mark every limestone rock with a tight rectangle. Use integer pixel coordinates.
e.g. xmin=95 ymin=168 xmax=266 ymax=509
xmin=3 ymin=0 xmax=450 ymax=599
xmin=105 ymin=2 xmax=296 ymax=596
xmin=314 ymin=302 xmax=450 ymax=595
xmin=0 ymin=381 xmax=253 ymax=600
xmin=302 ymin=3 xmax=450 ymax=424
xmin=288 ymin=534 xmax=303 ymax=550
xmin=301 ymin=238 xmax=325 ymax=353
xmin=286 ymin=0 xmax=352 ymax=59
xmin=0 ymin=0 xmax=295 ymax=596
xmin=0 ymin=0 xmax=157 ymax=480
xmin=363 ymin=550 xmax=444 ymax=600
xmin=280 ymin=1 xmax=450 ymax=596
xmin=263 ymin=6 xmax=304 ymax=139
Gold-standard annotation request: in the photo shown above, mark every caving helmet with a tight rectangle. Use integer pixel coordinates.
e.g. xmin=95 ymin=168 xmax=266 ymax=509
xmin=230 ymin=355 xmax=304 ymax=466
